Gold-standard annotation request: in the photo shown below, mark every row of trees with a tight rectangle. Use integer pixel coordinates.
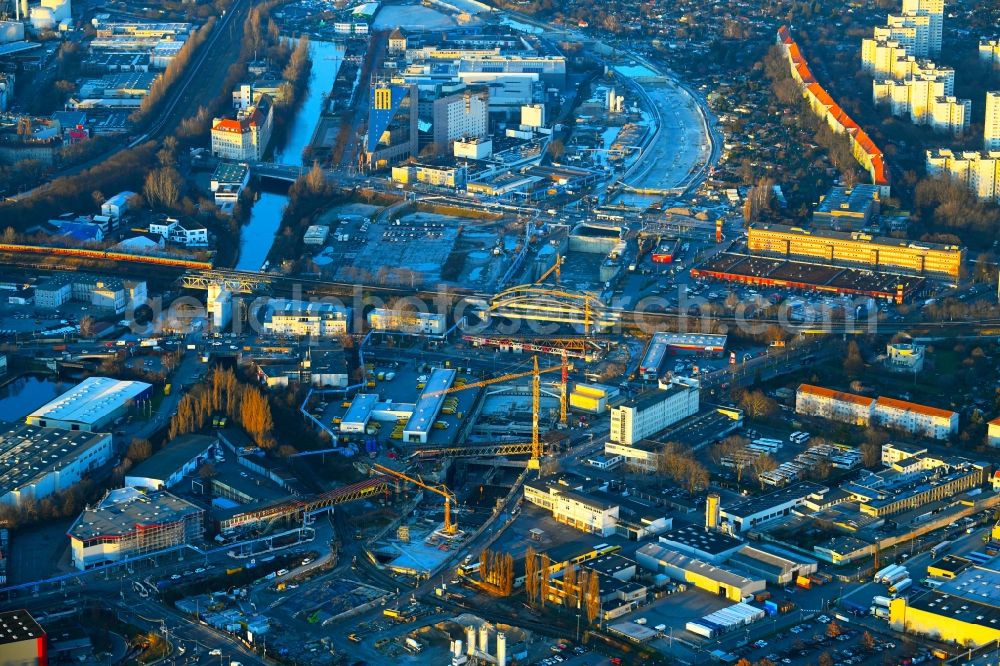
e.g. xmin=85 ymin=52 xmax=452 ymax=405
xmin=112 ymin=437 xmax=155 ymax=484
xmin=168 ymin=367 xmax=275 ymax=448
xmin=267 ymin=162 xmax=338 ymax=264
xmin=911 ymin=176 xmax=1000 ymax=246
xmin=143 ymin=137 xmax=184 ymax=210
xmin=479 ymin=548 xmax=514 ymax=596
xmin=131 ymin=18 xmax=217 ymax=126
xmin=2 ymin=142 xmax=158 ymax=229
xmin=654 ymin=443 xmax=709 ymax=494
xmin=522 ymin=546 xmax=601 ymax=622
xmin=0 ymin=479 xmax=96 ymax=529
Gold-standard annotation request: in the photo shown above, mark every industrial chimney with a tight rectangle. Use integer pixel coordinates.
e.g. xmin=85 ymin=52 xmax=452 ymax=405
xmin=466 ymin=626 xmax=475 ymax=655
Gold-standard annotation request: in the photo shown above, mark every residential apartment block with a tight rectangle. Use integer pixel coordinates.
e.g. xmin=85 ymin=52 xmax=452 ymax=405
xmin=985 ymin=92 xmax=1000 ymax=151
xmin=926 ymin=148 xmax=1000 ymax=203
xmin=796 ymin=384 xmax=957 ymax=440
xmin=211 ymin=93 xmax=273 ymax=161
xmin=989 ymin=417 xmax=1000 ymax=447
xmin=901 ymin=0 xmax=943 ymax=54
xmin=148 ymin=216 xmax=208 ymax=247
xmin=981 ymin=39 xmax=1000 ymax=68
xmin=874 ymin=396 xmax=958 ymax=440
xmin=861 ymin=38 xmax=905 ymax=80
xmin=871 ymin=67 xmax=966 ymax=135
xmin=778 ymin=27 xmax=889 ymax=193
xmin=931 ymin=96 xmax=971 ymax=135
xmin=863 ymin=0 xmax=963 ymax=135
xmin=874 ymin=13 xmax=932 ymax=58
xmin=795 ymin=384 xmax=875 ymax=426
xmin=260 ymin=300 xmax=349 ymax=337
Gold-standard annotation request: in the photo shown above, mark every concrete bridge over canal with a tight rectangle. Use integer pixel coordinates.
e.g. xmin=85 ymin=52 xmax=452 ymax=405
xmin=251 ymin=162 xmax=335 ymax=183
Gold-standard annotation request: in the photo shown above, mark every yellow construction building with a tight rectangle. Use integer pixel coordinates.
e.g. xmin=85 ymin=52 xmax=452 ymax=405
xmin=747 ymin=224 xmax=964 ymax=279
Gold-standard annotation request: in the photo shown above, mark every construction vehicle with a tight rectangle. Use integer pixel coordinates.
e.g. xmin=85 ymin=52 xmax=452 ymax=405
xmin=383 ymin=608 xmax=415 ymax=622
xmin=372 ymin=464 xmax=458 ymax=535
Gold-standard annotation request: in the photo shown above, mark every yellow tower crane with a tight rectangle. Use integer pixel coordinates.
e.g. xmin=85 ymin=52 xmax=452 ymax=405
xmin=425 ymin=362 xmax=563 ymax=402
xmin=559 ymin=351 xmax=568 ymax=427
xmin=424 ymin=356 xmax=569 ymax=470
xmin=372 ymin=463 xmax=459 ymax=536
xmin=529 ymin=355 xmax=541 ymax=470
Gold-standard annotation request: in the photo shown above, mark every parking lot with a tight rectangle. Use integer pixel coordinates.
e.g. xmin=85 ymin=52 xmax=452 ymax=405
xmin=735 ymin=616 xmax=930 ymax=666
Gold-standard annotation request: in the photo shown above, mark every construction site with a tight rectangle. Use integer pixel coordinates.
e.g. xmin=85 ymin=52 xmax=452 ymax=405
xmin=299 ymin=349 xmax=578 ymax=576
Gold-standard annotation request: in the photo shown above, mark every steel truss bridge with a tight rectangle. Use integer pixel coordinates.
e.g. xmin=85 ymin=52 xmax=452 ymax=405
xmin=221 ymin=476 xmax=390 ymax=532
xmin=461 ymin=334 xmax=613 ymax=359
xmin=180 ymin=270 xmax=274 ymax=294
xmin=409 ymin=442 xmax=536 ymax=459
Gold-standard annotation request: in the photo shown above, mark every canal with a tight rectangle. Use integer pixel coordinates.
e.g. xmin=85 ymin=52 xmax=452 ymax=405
xmin=236 ymin=40 xmax=345 ymax=272
xmin=0 ymin=375 xmax=62 ymax=423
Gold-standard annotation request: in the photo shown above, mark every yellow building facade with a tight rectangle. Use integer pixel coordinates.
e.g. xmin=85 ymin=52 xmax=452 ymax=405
xmin=890 ymin=597 xmax=1000 ymax=648
xmin=747 ymin=225 xmax=964 ymax=279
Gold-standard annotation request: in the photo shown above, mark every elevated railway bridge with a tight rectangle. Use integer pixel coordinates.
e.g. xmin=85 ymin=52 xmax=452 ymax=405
xmin=219 ymin=476 xmax=391 ymax=534
xmin=485 ymin=285 xmax=620 ymax=335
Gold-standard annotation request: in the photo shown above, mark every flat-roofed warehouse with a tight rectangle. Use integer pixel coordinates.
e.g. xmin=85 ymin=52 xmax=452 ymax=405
xmin=26 ymin=376 xmax=152 ymax=432
xmin=888 ymin=564 xmax=1000 ymax=647
xmin=747 ymin=224 xmax=964 ymax=279
xmin=658 ymin=520 xmax=745 ymax=563
xmin=720 ymin=482 xmax=827 ymax=533
xmin=0 ymin=423 xmax=113 ymax=506
xmin=124 ymin=434 xmax=217 ymax=491
xmin=636 ymin=543 xmax=765 ymax=602
xmin=68 ymin=487 xmax=203 ymax=570
xmin=0 ymin=609 xmax=46 ymax=664
xmin=404 ymin=368 xmax=456 ymax=444
xmin=728 ymin=544 xmax=819 ymax=585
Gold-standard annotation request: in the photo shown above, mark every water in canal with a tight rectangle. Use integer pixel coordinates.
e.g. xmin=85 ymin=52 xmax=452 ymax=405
xmin=236 ymin=40 xmax=345 ymax=272
xmin=0 ymin=375 xmax=62 ymax=422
